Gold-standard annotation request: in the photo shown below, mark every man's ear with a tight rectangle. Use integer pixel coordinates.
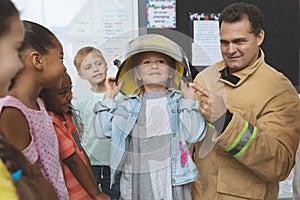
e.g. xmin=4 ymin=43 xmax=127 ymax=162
xmin=30 ymin=51 xmax=43 ymax=70
xmin=257 ymin=30 xmax=265 ymax=46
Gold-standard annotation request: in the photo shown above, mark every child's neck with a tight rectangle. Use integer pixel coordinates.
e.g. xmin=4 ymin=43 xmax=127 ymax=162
xmin=144 ymin=85 xmax=168 ymax=93
xmin=55 ymin=112 xmax=66 ymax=121
xmin=91 ymin=83 xmax=106 ymax=93
xmin=8 ymin=84 xmax=41 ymax=110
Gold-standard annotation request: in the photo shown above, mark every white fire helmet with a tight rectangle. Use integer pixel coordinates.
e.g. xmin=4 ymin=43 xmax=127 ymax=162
xmin=115 ymin=34 xmax=192 ymax=95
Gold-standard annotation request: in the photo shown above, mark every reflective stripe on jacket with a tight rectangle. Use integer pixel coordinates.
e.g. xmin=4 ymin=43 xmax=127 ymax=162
xmin=191 ymin=49 xmax=300 ymax=200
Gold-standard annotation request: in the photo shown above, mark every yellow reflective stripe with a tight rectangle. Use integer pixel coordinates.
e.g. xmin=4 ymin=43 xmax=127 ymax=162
xmin=233 ymin=126 xmax=257 ymax=158
xmin=225 ymin=121 xmax=248 ymax=152
xmin=207 ymin=122 xmax=215 ymax=128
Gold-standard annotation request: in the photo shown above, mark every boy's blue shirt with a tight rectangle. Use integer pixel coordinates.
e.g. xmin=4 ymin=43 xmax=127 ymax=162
xmin=93 ymin=88 xmax=207 ymax=187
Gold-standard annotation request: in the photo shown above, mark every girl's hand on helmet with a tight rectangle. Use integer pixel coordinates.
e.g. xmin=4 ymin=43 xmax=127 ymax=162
xmin=104 ymin=77 xmax=123 ymax=99
xmin=181 ymin=80 xmax=196 ymax=100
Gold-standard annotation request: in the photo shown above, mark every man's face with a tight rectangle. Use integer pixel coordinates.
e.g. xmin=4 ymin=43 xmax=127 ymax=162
xmin=219 ymin=16 xmax=264 ymax=73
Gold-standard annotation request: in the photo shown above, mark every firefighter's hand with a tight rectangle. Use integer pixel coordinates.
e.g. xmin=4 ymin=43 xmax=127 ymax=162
xmin=191 ymin=84 xmax=227 ymax=122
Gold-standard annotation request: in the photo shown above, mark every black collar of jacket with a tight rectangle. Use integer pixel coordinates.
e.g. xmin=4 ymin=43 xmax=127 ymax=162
xmin=220 ymin=67 xmax=240 ymax=85
xmin=219 ymin=51 xmax=262 ymax=86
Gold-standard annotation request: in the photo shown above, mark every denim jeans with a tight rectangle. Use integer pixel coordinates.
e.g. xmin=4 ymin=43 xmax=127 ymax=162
xmin=92 ymin=165 xmax=120 ymax=200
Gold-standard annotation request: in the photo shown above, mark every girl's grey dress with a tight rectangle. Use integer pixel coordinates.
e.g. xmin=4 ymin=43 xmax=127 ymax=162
xmin=120 ymin=91 xmax=192 ymax=200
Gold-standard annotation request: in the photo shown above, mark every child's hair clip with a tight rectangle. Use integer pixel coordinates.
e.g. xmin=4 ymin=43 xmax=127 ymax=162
xmin=11 ymin=169 xmax=22 ymax=180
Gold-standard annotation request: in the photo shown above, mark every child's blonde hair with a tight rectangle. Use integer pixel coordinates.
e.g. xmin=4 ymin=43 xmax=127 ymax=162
xmin=73 ymin=46 xmax=106 ymax=71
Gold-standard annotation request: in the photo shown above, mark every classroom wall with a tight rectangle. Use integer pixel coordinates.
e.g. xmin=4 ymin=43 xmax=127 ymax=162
xmin=11 ymin=0 xmax=300 ymax=93
xmin=12 ymin=0 xmax=139 ymax=94
xmin=139 ymin=0 xmax=300 ymax=92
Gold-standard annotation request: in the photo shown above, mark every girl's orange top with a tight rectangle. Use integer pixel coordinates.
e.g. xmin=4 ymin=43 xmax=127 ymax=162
xmin=48 ymin=112 xmax=93 ymax=200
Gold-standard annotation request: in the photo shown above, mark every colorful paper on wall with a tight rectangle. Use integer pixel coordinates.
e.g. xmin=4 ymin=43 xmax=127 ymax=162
xmin=190 ymin=12 xmax=222 ymax=66
xmin=146 ymin=0 xmax=176 ymax=28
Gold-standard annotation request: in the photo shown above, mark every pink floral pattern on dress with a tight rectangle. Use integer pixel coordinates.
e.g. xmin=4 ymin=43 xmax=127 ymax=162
xmin=178 ymin=141 xmax=191 ymax=168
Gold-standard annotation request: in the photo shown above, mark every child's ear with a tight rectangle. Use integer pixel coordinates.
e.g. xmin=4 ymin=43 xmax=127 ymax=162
xmin=134 ymin=68 xmax=142 ymax=81
xmin=168 ymin=70 xmax=173 ymax=79
xmin=105 ymin=63 xmax=108 ymax=71
xmin=77 ymin=71 xmax=85 ymax=80
xmin=30 ymin=51 xmax=43 ymax=70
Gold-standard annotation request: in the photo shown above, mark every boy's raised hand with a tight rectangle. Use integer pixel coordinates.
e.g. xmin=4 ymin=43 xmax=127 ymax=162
xmin=104 ymin=77 xmax=123 ymax=99
xmin=180 ymin=80 xmax=196 ymax=100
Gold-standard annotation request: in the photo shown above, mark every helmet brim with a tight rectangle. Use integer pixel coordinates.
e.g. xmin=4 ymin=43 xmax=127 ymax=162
xmin=115 ymin=34 xmax=191 ymax=95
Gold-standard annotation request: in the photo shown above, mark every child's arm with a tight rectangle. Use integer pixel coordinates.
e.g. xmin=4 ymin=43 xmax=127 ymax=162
xmin=178 ymin=82 xmax=208 ymax=143
xmin=83 ymin=149 xmax=97 ymax=185
xmin=63 ymin=153 xmax=110 ymax=200
xmin=0 ymin=107 xmax=32 ymax=149
xmin=32 ymin=162 xmax=58 ymax=200
xmin=93 ymin=98 xmax=117 ymax=139
xmin=93 ymin=77 xmax=123 ymax=139
xmin=0 ymin=107 xmax=58 ymax=200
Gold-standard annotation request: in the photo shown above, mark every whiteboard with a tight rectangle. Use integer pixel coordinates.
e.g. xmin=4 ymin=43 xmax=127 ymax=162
xmin=12 ymin=0 xmax=139 ymax=85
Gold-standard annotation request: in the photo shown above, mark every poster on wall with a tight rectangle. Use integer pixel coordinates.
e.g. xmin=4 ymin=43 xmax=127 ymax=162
xmin=190 ymin=12 xmax=222 ymax=66
xmin=146 ymin=0 xmax=176 ymax=28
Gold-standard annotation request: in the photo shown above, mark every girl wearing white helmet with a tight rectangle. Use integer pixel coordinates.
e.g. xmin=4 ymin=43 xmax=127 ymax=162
xmin=93 ymin=34 xmax=207 ymax=200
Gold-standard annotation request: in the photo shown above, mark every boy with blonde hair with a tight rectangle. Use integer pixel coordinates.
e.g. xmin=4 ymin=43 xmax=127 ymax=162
xmin=73 ymin=46 xmax=120 ymax=200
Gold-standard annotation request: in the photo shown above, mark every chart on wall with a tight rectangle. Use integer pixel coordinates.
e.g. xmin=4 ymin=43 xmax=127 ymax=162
xmin=12 ymin=0 xmax=139 ymax=79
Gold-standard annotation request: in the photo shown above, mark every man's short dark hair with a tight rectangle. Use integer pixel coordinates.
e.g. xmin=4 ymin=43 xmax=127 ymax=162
xmin=219 ymin=2 xmax=264 ymax=36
